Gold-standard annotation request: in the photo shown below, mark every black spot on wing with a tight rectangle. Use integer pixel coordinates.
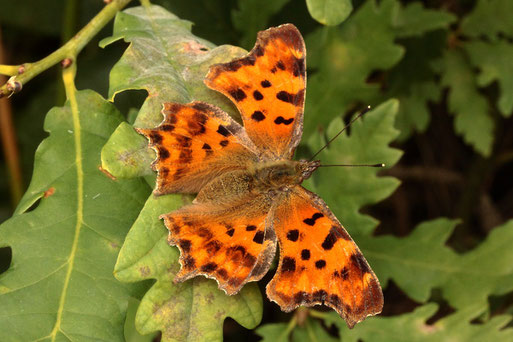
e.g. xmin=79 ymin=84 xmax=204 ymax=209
xmin=226 ymin=228 xmax=235 ymax=237
xmin=243 ymin=253 xmax=257 ymax=267
xmin=201 ymin=262 xmax=218 ymax=272
xmin=217 ymin=268 xmax=228 ymax=280
xmin=321 ymin=226 xmax=339 ymax=250
xmin=303 ymin=212 xmax=324 ymax=226
xmin=216 ymin=125 xmax=231 ymax=137
xmin=251 ymin=111 xmax=266 ymax=122
xmin=286 ymin=229 xmax=299 ymax=242
xmin=220 ymin=139 xmax=229 ymax=147
xmin=206 ymin=240 xmax=221 ymax=255
xmin=178 ymin=149 xmax=192 ymax=164
xmin=350 ymin=252 xmax=371 ymax=274
xmin=229 ymin=88 xmax=246 ymax=102
xmin=253 ymin=90 xmax=264 ymax=101
xmin=315 ymin=259 xmax=326 ymax=269
xmin=246 ymin=225 xmax=257 ymax=231
xmin=294 ymin=291 xmax=309 ymax=304
xmin=183 ymin=256 xmax=196 ymax=270
xmin=276 ymin=60 xmax=286 ymax=70
xmin=149 ymin=132 xmax=163 ymax=144
xmin=178 ymin=239 xmax=191 ymax=253
xmin=253 ymin=231 xmax=264 ymax=244
xmin=293 ymin=57 xmax=306 ymax=77
xmin=261 ymin=80 xmax=271 ymax=88
xmin=301 ymin=249 xmax=310 ymax=260
xmin=197 ymin=227 xmax=213 ymax=240
xmin=158 ymin=147 xmax=170 ymax=160
xmin=281 ymin=257 xmax=296 ymax=272
xmin=312 ymin=290 xmax=328 ymax=302
xmin=188 ymin=112 xmax=207 ymax=135
xmin=160 ymin=124 xmax=174 ymax=131
xmin=274 ymin=116 xmax=294 ymax=125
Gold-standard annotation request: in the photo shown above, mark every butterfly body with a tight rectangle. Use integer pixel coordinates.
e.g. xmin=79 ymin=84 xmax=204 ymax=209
xmin=139 ymin=24 xmax=383 ymax=328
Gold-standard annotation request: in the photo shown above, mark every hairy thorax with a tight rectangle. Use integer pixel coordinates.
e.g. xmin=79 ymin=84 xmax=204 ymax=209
xmin=195 ymin=160 xmax=320 ymax=204
xmin=250 ymin=159 xmax=320 ymax=193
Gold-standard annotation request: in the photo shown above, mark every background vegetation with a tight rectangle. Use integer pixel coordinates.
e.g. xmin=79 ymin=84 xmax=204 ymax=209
xmin=1 ymin=0 xmax=512 ymax=341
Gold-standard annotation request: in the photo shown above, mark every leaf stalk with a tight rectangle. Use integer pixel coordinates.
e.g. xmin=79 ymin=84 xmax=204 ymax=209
xmin=0 ymin=0 xmax=133 ymax=97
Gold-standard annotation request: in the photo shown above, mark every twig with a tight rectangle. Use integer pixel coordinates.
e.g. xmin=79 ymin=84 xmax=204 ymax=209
xmin=0 ymin=27 xmax=23 ymax=206
xmin=0 ymin=0 xmax=133 ymax=98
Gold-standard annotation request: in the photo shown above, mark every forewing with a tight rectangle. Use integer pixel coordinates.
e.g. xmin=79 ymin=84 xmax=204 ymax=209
xmin=137 ymin=101 xmax=257 ymax=194
xmin=267 ymin=186 xmax=383 ymax=328
xmin=161 ymin=178 xmax=276 ymax=295
xmin=205 ymin=24 xmax=306 ymax=158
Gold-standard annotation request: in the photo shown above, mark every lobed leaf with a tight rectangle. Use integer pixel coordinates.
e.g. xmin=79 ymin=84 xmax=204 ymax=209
xmin=391 ymin=2 xmax=456 ymax=38
xmin=331 ymin=303 xmax=513 ymax=341
xmin=461 ymin=0 xmax=513 ymax=40
xmin=465 ymin=40 xmax=513 ymax=116
xmin=439 ymin=50 xmax=494 ymax=156
xmin=308 ymin=99 xmax=402 ymax=235
xmin=0 ymin=90 xmax=150 ymax=341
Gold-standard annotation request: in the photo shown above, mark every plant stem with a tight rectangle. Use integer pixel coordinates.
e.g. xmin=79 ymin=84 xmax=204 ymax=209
xmin=0 ymin=0 xmax=133 ymax=97
xmin=0 ymin=28 xmax=23 ymax=206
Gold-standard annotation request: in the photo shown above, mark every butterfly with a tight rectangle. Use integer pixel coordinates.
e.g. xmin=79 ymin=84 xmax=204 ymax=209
xmin=137 ymin=24 xmax=383 ymax=328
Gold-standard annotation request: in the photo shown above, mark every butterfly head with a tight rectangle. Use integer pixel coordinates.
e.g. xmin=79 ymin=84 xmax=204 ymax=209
xmin=296 ymin=159 xmax=320 ymax=182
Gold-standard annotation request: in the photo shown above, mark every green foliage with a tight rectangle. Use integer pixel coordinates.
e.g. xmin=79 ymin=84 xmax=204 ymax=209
xmin=439 ymin=50 xmax=493 ymax=156
xmin=330 ymin=304 xmax=513 ymax=341
xmin=2 ymin=0 xmax=513 ymax=341
xmin=232 ymin=0 xmax=291 ymax=49
xmin=308 ymin=100 xmax=402 ymax=235
xmin=306 ymin=0 xmax=353 ymax=26
xmin=0 ymin=90 xmax=150 ymax=341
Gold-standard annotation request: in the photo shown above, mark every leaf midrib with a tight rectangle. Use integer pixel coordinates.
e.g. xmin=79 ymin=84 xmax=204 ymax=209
xmin=49 ymin=77 xmax=84 ymax=341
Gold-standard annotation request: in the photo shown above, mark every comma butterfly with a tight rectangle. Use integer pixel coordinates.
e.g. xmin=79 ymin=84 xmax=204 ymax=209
xmin=137 ymin=24 xmax=383 ymax=328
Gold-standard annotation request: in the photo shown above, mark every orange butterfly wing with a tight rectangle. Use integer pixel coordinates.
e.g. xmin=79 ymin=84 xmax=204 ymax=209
xmin=205 ymin=24 xmax=306 ymax=158
xmin=267 ymin=186 xmax=383 ymax=328
xmin=161 ymin=170 xmax=277 ymax=295
xmin=137 ymin=102 xmax=257 ymax=194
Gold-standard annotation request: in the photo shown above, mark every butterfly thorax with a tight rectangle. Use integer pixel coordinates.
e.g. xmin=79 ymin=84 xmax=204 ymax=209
xmin=251 ymin=159 xmax=320 ymax=192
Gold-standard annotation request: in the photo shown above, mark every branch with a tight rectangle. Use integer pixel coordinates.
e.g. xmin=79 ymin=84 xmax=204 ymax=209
xmin=0 ymin=0 xmax=133 ymax=98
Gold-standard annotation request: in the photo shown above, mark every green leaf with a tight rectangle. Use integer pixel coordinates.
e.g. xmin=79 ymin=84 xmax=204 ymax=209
xmin=465 ymin=40 xmax=513 ymax=116
xmin=291 ymin=317 xmax=338 ymax=342
xmin=232 ymin=0 xmax=290 ymax=49
xmin=0 ymin=90 xmax=150 ymax=341
xmin=461 ymin=0 xmax=513 ymax=40
xmin=100 ymin=5 xmax=247 ymax=179
xmin=330 ymin=303 xmax=513 ymax=341
xmin=361 ymin=218 xmax=459 ymax=303
xmin=439 ymin=50 xmax=494 ymax=156
xmin=304 ymin=0 xmax=404 ymax=139
xmin=255 ymin=323 xmax=290 ymax=342
xmin=386 ymin=32 xmax=447 ymax=140
xmin=308 ymin=100 xmax=402 ymax=235
xmin=101 ymin=122 xmax=155 ymax=178
xmin=306 ymin=0 xmax=353 ymax=26
xmin=360 ymin=218 xmax=513 ymax=311
xmin=391 ymin=2 xmax=456 ymax=38
xmin=115 ymin=195 xmax=263 ymax=341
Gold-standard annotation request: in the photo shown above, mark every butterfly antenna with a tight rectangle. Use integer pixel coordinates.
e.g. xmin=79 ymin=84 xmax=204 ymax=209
xmin=309 ymin=106 xmax=372 ymax=161
xmin=318 ymin=163 xmax=385 ymax=168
